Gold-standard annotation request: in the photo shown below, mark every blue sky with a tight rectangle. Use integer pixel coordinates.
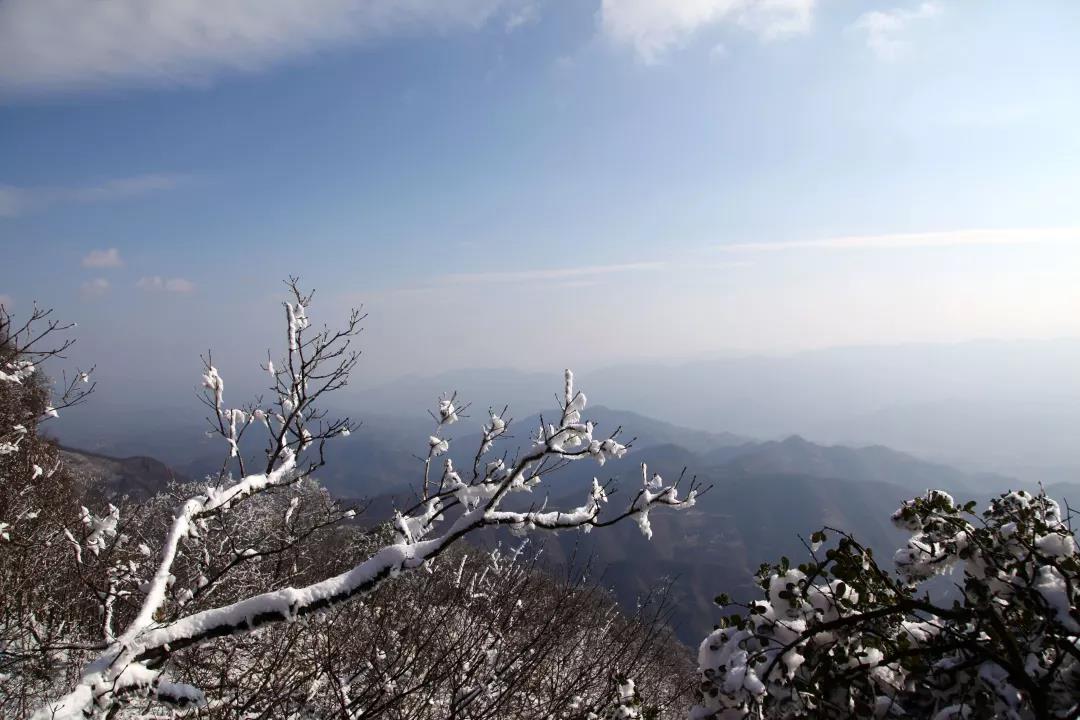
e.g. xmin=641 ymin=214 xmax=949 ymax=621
xmin=1 ymin=0 xmax=1079 ymax=399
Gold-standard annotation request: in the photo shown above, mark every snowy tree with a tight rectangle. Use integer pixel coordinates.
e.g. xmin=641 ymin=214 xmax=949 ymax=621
xmin=28 ymin=280 xmax=703 ymax=719
xmin=0 ymin=303 xmax=96 ymax=717
xmin=147 ymin=520 xmax=692 ymax=719
xmin=692 ymin=489 xmax=1080 ymax=719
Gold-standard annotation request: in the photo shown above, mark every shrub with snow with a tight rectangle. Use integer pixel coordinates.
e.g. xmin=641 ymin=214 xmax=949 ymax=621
xmin=693 ymin=489 xmax=1080 ymax=719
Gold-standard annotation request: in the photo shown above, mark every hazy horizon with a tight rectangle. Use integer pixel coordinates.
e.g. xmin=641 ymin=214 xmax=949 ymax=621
xmin=45 ymin=335 xmax=1080 ymax=490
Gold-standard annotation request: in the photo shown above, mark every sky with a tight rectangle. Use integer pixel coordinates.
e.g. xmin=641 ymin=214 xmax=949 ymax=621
xmin=1 ymin=0 xmax=1079 ymax=404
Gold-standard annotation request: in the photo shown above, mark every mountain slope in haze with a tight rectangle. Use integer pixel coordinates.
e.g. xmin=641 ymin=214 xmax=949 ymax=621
xmin=57 ymin=410 xmax=435 ymax=503
xmin=60 ymin=447 xmax=188 ymax=501
xmin=709 ymin=435 xmax=1010 ymax=495
xmin=535 ymin=471 xmax=917 ymax=644
xmin=577 ymin=406 xmax=749 ymax=455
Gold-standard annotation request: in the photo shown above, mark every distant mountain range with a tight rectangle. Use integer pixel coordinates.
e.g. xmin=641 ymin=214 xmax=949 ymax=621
xmin=55 ymin=339 xmax=1080 ymax=487
xmin=58 ymin=403 xmax=1077 ymax=645
xmin=347 ymin=340 xmax=1080 ymax=484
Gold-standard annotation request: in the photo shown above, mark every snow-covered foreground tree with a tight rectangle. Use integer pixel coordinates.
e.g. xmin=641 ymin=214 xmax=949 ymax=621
xmin=5 ymin=282 xmax=702 ymax=719
xmin=692 ymin=489 xmax=1079 ymax=719
xmin=152 ymin=521 xmax=692 ymax=719
xmin=0 ymin=304 xmax=97 ymax=715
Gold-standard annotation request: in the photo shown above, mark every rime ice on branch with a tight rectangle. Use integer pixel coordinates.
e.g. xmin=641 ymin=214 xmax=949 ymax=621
xmin=37 ymin=280 xmax=704 ymax=720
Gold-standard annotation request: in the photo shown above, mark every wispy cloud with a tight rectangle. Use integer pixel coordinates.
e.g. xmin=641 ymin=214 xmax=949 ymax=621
xmin=0 ymin=174 xmax=185 ymax=217
xmin=365 ymin=258 xmax=748 ymax=302
xmin=350 ymin=260 xmax=670 ymax=303
xmin=848 ymin=1 xmax=940 ymax=60
xmin=136 ymin=276 xmax=196 ymax=293
xmin=600 ymin=0 xmax=815 ymax=64
xmin=0 ymin=0 xmax=533 ymax=97
xmin=720 ymin=227 xmax=1080 ymax=252
xmin=79 ymin=277 xmax=110 ymax=300
xmin=82 ymin=248 xmax=123 ymax=269
xmin=71 ymin=175 xmax=184 ymax=202
xmin=438 ymin=261 xmax=667 ymax=285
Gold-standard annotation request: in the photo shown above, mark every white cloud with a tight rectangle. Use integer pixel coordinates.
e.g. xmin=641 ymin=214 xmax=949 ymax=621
xmin=136 ymin=276 xmax=196 ymax=293
xmin=600 ymin=0 xmax=815 ymax=63
xmin=80 ymin=277 xmax=110 ymax=300
xmin=0 ymin=174 xmax=184 ymax=217
xmin=720 ymin=227 xmax=1080 ymax=252
xmin=848 ymin=1 xmax=940 ymax=60
xmin=739 ymin=0 xmax=815 ymax=41
xmin=82 ymin=248 xmax=123 ymax=269
xmin=0 ymin=0 xmax=523 ymax=96
xmin=0 ymin=294 xmax=12 ymax=310
xmin=504 ymin=1 xmax=540 ymax=32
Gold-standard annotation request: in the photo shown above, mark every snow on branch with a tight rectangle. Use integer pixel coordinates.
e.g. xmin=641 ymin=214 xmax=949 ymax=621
xmin=36 ymin=282 xmax=705 ymax=720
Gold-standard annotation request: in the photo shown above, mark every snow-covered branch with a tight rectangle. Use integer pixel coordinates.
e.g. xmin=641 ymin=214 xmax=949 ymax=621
xmin=35 ymin=284 xmax=703 ymax=719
